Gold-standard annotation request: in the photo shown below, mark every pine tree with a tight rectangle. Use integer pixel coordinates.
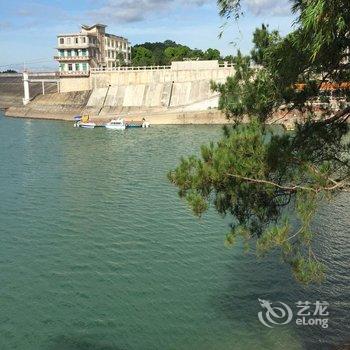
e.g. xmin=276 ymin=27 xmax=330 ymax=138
xmin=168 ymin=0 xmax=350 ymax=284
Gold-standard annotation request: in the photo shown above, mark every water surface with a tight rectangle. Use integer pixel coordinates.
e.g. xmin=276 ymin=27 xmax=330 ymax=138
xmin=0 ymin=112 xmax=349 ymax=350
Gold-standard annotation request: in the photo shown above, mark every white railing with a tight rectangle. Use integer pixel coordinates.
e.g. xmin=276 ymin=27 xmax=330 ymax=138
xmin=59 ymin=71 xmax=90 ymax=77
xmin=0 ymin=72 xmax=59 ymax=77
xmin=90 ymin=65 xmax=172 ymax=73
xmin=54 ymin=56 xmax=90 ymax=61
xmin=90 ymin=62 xmax=236 ymax=73
xmin=219 ymin=63 xmax=235 ymax=68
xmin=28 ymin=72 xmax=59 ymax=77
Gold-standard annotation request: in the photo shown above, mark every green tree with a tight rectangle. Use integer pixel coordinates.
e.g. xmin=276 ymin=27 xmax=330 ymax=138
xmin=223 ymin=55 xmax=235 ymax=63
xmin=250 ymin=24 xmax=280 ymax=65
xmin=152 ymin=48 xmax=166 ymax=65
xmin=131 ymin=41 xmax=223 ymax=65
xmin=131 ymin=47 xmax=154 ymax=66
xmin=189 ymin=49 xmax=205 ymax=60
xmin=168 ymin=0 xmax=350 ymax=284
xmin=204 ymin=48 xmax=221 ymax=60
xmin=164 ymin=46 xmax=191 ymax=63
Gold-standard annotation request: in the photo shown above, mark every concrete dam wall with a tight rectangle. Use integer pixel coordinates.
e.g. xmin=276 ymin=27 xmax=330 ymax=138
xmin=90 ymin=66 xmax=234 ymax=89
xmin=6 ymin=90 xmax=92 ymax=120
xmin=59 ymin=63 xmax=235 ymax=93
xmin=85 ymin=80 xmax=218 ymax=113
xmin=4 ymin=61 xmax=235 ymax=124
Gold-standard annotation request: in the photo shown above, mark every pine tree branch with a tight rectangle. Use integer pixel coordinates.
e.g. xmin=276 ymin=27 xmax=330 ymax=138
xmin=323 ymin=106 xmax=350 ymax=124
xmin=226 ymin=173 xmax=349 ymax=193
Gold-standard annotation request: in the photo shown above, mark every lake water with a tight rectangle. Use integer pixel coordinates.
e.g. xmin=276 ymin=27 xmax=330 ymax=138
xmin=0 ymin=111 xmax=349 ymax=350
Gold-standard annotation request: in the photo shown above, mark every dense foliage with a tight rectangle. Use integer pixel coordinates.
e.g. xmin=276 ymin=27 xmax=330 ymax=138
xmin=0 ymin=69 xmax=18 ymax=74
xmin=131 ymin=40 xmax=230 ymax=66
xmin=168 ymin=0 xmax=350 ymax=284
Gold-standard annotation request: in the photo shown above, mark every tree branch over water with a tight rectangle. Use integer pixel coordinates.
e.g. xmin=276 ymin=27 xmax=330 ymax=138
xmin=169 ymin=0 xmax=350 ymax=284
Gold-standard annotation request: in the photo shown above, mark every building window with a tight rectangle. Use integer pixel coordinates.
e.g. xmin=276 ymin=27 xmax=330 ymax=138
xmin=60 ymin=63 xmax=65 ymax=71
xmin=59 ymin=38 xmax=64 ymax=45
xmin=67 ymin=38 xmax=71 ymax=44
xmin=67 ymin=50 xmax=72 ymax=57
xmin=82 ymin=49 xmax=87 ymax=57
xmin=82 ymin=63 xmax=87 ymax=71
xmin=82 ymin=37 xmax=86 ymax=43
xmin=75 ymin=37 xmax=78 ymax=44
xmin=68 ymin=64 xmax=73 ymax=71
xmin=75 ymin=63 xmax=80 ymax=71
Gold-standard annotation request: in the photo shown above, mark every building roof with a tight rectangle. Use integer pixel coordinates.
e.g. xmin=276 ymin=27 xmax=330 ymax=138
xmin=105 ymin=33 xmax=128 ymax=41
xmin=81 ymin=24 xmax=107 ymax=30
xmin=57 ymin=33 xmax=97 ymax=37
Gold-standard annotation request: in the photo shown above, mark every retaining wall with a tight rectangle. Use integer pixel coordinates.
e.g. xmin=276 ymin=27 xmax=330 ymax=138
xmin=59 ymin=67 xmax=235 ymax=93
xmin=85 ymin=80 xmax=218 ymax=111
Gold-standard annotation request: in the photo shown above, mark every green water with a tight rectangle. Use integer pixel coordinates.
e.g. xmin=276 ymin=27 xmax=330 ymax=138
xmin=0 ymin=112 xmax=349 ymax=350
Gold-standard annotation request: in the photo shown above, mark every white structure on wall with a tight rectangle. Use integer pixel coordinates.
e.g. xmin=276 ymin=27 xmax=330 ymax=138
xmin=54 ymin=24 xmax=131 ymax=77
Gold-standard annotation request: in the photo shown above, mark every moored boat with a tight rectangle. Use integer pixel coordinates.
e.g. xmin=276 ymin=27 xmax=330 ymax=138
xmin=74 ymin=115 xmax=95 ymax=128
xmin=74 ymin=121 xmax=96 ymax=129
xmin=125 ymin=118 xmax=151 ymax=128
xmin=105 ymin=119 xmax=126 ymax=130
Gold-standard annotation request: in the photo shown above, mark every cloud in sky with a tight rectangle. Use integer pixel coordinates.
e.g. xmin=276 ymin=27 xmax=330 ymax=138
xmin=89 ymin=0 xmax=213 ymax=23
xmin=89 ymin=0 xmax=291 ymax=23
xmin=0 ymin=0 xmax=295 ymax=68
xmin=244 ymin=0 xmax=291 ymax=16
xmin=0 ymin=21 xmax=13 ymax=31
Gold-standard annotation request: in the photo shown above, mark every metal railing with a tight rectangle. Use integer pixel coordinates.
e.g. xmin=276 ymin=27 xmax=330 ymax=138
xmin=59 ymin=71 xmax=90 ymax=77
xmin=219 ymin=63 xmax=235 ymax=68
xmin=90 ymin=62 xmax=236 ymax=73
xmin=54 ymin=56 xmax=90 ymax=61
xmin=90 ymin=65 xmax=172 ymax=72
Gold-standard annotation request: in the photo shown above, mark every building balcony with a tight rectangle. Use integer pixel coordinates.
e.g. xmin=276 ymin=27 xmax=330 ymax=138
xmin=54 ymin=56 xmax=90 ymax=61
xmin=59 ymin=71 xmax=90 ymax=77
xmin=56 ymin=43 xmax=98 ymax=49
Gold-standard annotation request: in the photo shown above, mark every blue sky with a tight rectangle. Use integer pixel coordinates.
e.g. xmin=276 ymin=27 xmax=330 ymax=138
xmin=0 ymin=0 xmax=297 ymax=71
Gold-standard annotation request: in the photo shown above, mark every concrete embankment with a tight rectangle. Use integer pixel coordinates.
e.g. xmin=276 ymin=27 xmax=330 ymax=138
xmin=5 ymin=79 xmax=228 ymax=124
xmin=5 ymin=89 xmax=227 ymax=124
xmin=0 ymin=74 xmax=57 ymax=109
xmin=5 ymin=90 xmax=92 ymax=120
xmin=2 ymin=62 xmax=234 ymax=124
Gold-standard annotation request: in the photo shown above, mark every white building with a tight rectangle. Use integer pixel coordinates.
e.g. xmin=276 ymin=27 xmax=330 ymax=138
xmin=55 ymin=24 xmax=131 ymax=76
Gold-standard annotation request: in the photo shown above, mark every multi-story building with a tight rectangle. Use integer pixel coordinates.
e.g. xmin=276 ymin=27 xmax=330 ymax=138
xmin=55 ymin=24 xmax=131 ymax=76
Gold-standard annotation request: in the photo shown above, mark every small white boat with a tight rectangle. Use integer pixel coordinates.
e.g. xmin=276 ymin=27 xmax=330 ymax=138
xmin=105 ymin=119 xmax=126 ymax=130
xmin=142 ymin=121 xmax=151 ymax=128
xmin=74 ymin=121 xmax=96 ymax=129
